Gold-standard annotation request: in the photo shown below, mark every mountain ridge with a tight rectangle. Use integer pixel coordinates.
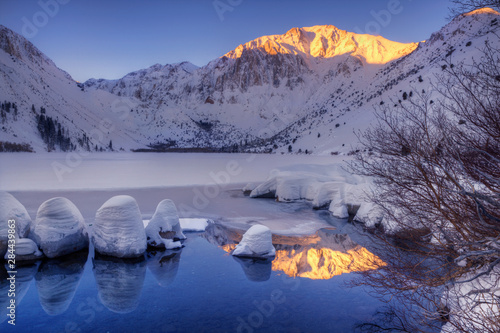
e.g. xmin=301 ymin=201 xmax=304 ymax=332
xmin=0 ymin=8 xmax=498 ymax=153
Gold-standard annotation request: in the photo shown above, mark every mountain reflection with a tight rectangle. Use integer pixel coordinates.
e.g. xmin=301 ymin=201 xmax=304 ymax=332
xmin=36 ymin=250 xmax=87 ymax=315
xmin=92 ymin=254 xmax=146 ymax=314
xmin=147 ymin=250 xmax=182 ymax=287
xmin=207 ymin=225 xmax=385 ymax=280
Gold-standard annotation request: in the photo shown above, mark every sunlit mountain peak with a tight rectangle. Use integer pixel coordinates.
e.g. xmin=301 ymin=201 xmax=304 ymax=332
xmin=223 ymin=24 xmax=418 ymax=65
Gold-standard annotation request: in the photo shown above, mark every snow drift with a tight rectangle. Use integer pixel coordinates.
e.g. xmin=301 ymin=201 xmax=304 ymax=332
xmin=248 ymin=164 xmax=385 ymax=228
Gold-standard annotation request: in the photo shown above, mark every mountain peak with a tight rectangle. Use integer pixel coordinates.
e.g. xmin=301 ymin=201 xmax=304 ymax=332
xmin=224 ymin=24 xmax=418 ymax=65
xmin=462 ymin=7 xmax=500 ymax=17
xmin=0 ymin=24 xmax=61 ymax=73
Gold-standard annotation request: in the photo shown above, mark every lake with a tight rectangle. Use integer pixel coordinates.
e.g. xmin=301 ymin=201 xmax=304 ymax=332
xmin=1 ymin=153 xmax=392 ymax=332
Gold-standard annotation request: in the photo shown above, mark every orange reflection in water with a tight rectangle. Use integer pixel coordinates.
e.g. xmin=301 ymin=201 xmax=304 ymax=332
xmin=272 ymin=245 xmax=385 ymax=280
xmin=219 ymin=230 xmax=385 ymax=280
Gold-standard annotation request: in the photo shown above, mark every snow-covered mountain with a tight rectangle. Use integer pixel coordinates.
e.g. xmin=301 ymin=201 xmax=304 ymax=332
xmin=0 ymin=8 xmax=498 ymax=153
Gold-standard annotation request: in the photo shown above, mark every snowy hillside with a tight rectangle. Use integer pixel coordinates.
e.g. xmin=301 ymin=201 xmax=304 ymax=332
xmin=0 ymin=8 xmax=498 ymax=153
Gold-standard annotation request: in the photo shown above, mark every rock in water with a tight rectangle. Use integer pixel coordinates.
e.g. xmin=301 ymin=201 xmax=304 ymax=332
xmin=93 ymin=195 xmax=147 ymax=258
xmin=232 ymin=225 xmax=276 ymax=258
xmin=0 ymin=192 xmax=33 ymax=258
xmin=145 ymin=199 xmax=185 ymax=249
xmin=30 ymin=197 xmax=89 ymax=258
xmin=4 ymin=238 xmax=43 ymax=261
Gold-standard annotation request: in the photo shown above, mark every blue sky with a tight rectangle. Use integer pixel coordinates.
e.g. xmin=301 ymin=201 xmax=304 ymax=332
xmin=0 ymin=0 xmax=452 ymax=82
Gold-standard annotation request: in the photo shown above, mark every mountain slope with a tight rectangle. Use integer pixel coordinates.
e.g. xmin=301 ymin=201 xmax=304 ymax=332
xmin=0 ymin=8 xmax=498 ymax=153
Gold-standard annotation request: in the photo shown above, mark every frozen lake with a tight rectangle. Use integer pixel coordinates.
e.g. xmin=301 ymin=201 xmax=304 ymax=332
xmin=0 ymin=152 xmax=346 ymax=191
xmin=0 ymin=153 xmax=395 ymax=332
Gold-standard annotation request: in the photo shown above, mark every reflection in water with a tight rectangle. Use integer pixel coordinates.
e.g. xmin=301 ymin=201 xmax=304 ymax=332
xmin=272 ymin=245 xmax=385 ymax=280
xmin=209 ymin=225 xmax=386 ymax=280
xmin=272 ymin=231 xmax=386 ymax=280
xmin=0 ymin=263 xmax=39 ymax=323
xmin=36 ymin=250 xmax=87 ymax=315
xmin=232 ymin=256 xmax=273 ymax=282
xmin=147 ymin=250 xmax=182 ymax=287
xmin=93 ymin=254 xmax=146 ymax=314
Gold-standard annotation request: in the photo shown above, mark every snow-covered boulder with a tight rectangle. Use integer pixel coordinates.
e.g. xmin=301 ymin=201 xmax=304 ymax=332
xmin=4 ymin=238 xmax=43 ymax=261
xmin=0 ymin=192 xmax=32 ymax=238
xmin=93 ymin=195 xmax=147 ymax=258
xmin=232 ymin=225 xmax=276 ymax=258
xmin=30 ymin=197 xmax=89 ymax=258
xmin=249 ymin=164 xmax=386 ymax=228
xmin=353 ymin=202 xmax=384 ymax=228
xmin=0 ymin=192 xmax=32 ymax=258
xmin=145 ymin=200 xmax=184 ymax=249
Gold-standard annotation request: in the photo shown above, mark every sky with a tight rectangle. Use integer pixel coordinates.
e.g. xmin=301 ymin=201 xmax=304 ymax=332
xmin=0 ymin=0 xmax=452 ymax=82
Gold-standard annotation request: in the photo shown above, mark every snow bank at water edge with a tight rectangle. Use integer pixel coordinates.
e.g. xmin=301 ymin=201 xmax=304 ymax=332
xmin=248 ymin=164 xmax=386 ymax=228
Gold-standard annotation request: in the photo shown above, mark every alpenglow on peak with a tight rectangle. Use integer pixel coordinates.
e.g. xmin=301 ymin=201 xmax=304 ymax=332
xmin=223 ymin=24 xmax=419 ymax=65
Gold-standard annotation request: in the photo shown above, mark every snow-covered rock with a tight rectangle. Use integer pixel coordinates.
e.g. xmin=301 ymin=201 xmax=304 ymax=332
xmin=232 ymin=225 xmax=276 ymax=258
xmin=353 ymin=201 xmax=384 ymax=228
xmin=0 ymin=192 xmax=32 ymax=258
xmin=145 ymin=199 xmax=184 ymax=249
xmin=249 ymin=164 xmax=387 ymax=228
xmin=4 ymin=238 xmax=43 ymax=261
xmin=179 ymin=218 xmax=211 ymax=232
xmin=93 ymin=195 xmax=147 ymax=258
xmin=30 ymin=197 xmax=89 ymax=258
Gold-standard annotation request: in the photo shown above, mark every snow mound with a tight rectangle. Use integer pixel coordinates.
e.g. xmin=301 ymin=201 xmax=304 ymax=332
xmin=30 ymin=197 xmax=89 ymax=258
xmin=93 ymin=195 xmax=147 ymax=258
xmin=145 ymin=199 xmax=184 ymax=249
xmin=232 ymin=225 xmax=276 ymax=258
xmin=250 ymin=164 xmax=385 ymax=227
xmin=4 ymin=238 xmax=43 ymax=261
xmin=0 ymin=192 xmax=32 ymax=257
xmin=179 ymin=218 xmax=211 ymax=232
